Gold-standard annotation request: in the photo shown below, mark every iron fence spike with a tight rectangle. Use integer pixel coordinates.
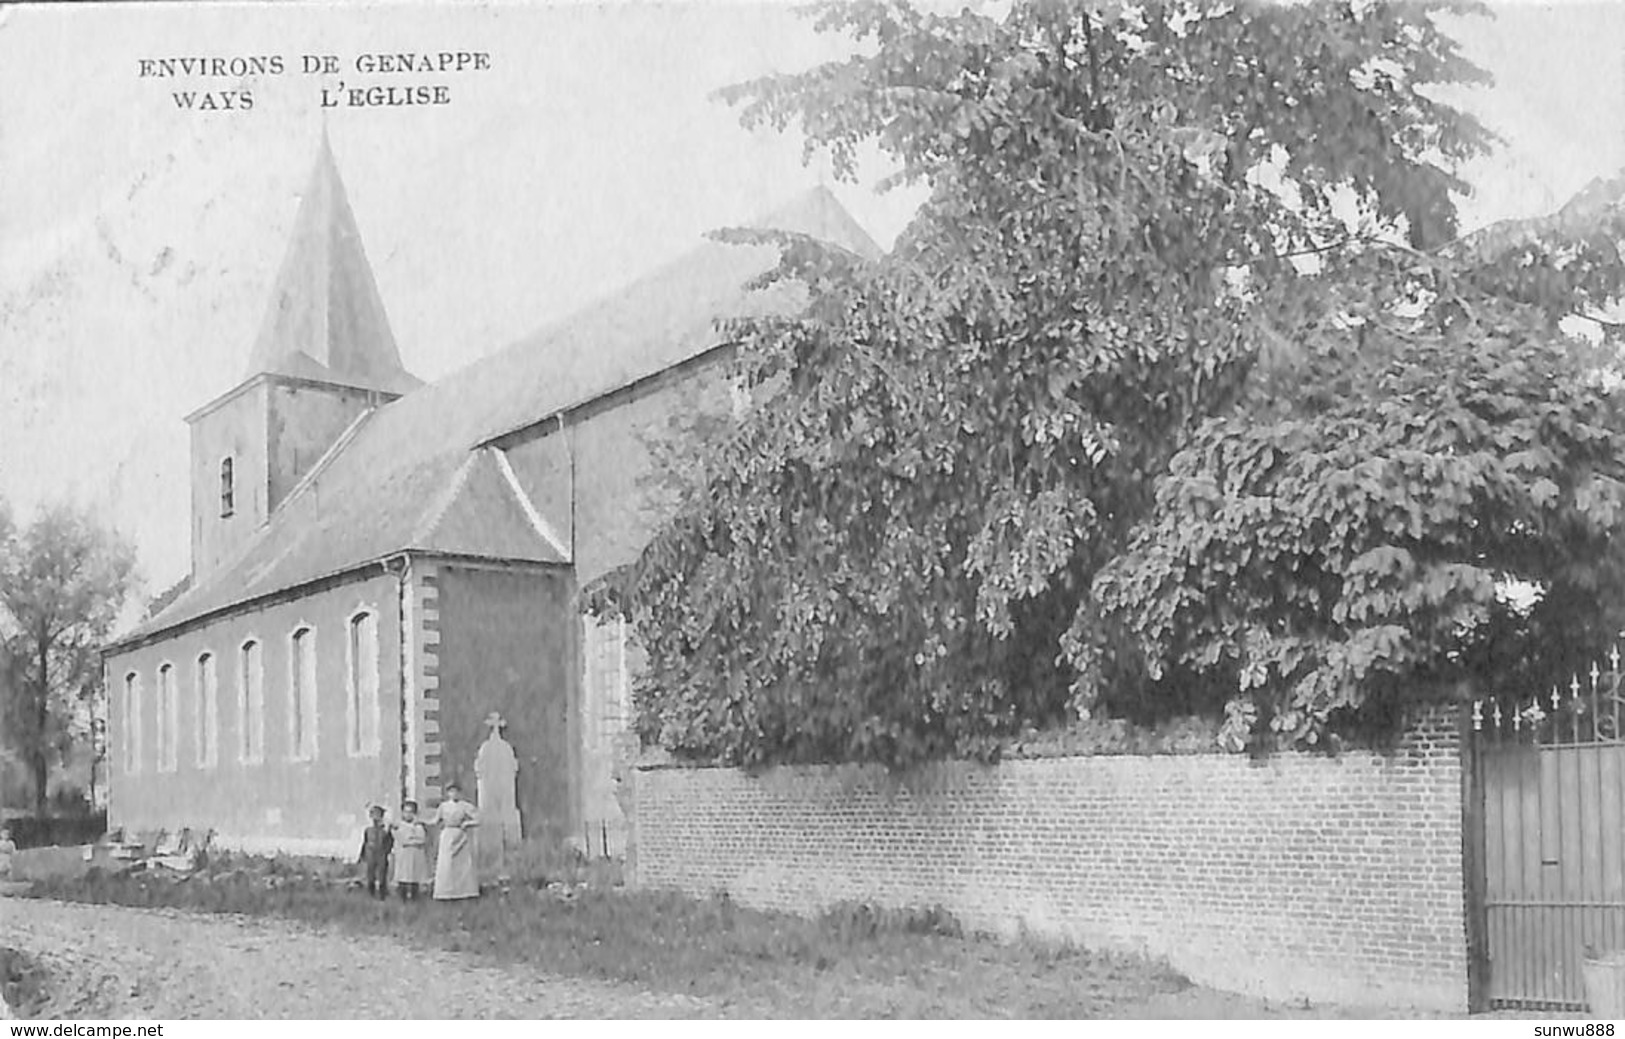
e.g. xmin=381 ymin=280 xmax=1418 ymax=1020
xmin=1574 ymin=673 xmax=1583 ymax=743
xmin=1592 ymin=665 xmax=1602 ymax=742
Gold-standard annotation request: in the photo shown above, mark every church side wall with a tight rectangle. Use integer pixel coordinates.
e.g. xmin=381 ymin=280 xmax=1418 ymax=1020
xmin=498 ymin=355 xmax=731 ymax=585
xmin=430 ymin=563 xmax=576 ymax=844
xmin=568 ymin=362 xmax=730 ymax=588
xmin=501 ymin=360 xmax=728 ymax=844
xmin=105 ymin=571 xmax=404 ymax=857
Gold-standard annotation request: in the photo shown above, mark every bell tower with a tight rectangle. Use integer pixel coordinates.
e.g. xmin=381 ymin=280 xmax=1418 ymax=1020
xmin=186 ymin=135 xmax=422 ymax=581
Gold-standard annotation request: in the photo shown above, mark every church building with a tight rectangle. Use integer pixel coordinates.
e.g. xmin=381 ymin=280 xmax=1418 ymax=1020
xmin=101 ymin=138 xmax=880 ymax=856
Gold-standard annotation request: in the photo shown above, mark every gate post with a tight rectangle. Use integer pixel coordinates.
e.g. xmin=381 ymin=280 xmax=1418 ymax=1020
xmin=1460 ymin=699 xmax=1491 ymax=1013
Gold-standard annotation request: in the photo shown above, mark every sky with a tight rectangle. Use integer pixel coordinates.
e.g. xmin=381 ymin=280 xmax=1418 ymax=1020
xmin=0 ymin=0 xmax=1623 ymax=608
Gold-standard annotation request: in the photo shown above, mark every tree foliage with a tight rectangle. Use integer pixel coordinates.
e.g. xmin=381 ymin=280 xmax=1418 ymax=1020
xmin=600 ymin=0 xmax=1625 ymax=767
xmin=1098 ymin=241 xmax=1625 ymax=751
xmin=0 ymin=501 xmax=138 ymax=813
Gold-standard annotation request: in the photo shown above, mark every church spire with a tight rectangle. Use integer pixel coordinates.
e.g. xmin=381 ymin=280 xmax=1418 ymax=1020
xmin=246 ymin=135 xmax=421 ymax=395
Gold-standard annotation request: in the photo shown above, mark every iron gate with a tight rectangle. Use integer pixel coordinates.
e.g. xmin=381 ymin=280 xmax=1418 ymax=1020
xmin=1470 ymin=654 xmax=1625 ymax=1010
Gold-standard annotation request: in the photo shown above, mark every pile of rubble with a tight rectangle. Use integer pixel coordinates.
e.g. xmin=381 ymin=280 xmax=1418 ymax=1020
xmin=54 ymin=828 xmax=212 ymax=880
xmin=84 ymin=830 xmax=368 ymax=891
xmin=22 ymin=827 xmax=617 ymax=901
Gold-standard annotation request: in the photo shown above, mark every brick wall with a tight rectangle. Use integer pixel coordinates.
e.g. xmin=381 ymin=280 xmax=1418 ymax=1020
xmin=631 ymin=706 xmax=1468 ymax=1012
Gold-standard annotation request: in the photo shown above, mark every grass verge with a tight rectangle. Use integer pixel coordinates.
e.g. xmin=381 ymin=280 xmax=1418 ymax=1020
xmin=24 ymin=863 xmax=1189 ymax=1018
xmin=1 ymin=946 xmax=50 ymax=1019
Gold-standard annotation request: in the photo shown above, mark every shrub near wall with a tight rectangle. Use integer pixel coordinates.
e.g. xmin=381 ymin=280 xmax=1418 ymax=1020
xmin=630 ymin=706 xmax=1468 ymax=1012
xmin=5 ymin=814 xmax=108 ymax=850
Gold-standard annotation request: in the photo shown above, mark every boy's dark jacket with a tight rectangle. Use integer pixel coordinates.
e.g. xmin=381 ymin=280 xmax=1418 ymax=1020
xmin=358 ymin=822 xmax=394 ymax=863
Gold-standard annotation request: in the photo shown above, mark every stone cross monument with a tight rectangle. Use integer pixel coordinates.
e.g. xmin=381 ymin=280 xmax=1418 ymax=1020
xmin=474 ymin=711 xmax=522 ymax=882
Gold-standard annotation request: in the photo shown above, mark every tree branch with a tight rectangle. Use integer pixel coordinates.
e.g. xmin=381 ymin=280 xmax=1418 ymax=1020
xmin=1081 ymin=8 xmax=1106 ymax=131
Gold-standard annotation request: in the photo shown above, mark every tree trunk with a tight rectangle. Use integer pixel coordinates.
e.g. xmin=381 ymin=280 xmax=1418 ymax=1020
xmin=34 ymin=640 xmax=49 ymax=816
xmin=30 ymin=746 xmax=46 ymax=817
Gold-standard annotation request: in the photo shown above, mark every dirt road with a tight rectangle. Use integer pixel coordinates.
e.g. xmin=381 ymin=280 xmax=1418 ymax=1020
xmin=0 ymin=894 xmax=1474 ymax=1020
xmin=0 ymin=897 xmax=721 ymax=1019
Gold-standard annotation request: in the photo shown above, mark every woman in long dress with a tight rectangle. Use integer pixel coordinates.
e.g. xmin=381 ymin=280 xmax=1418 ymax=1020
xmin=432 ymin=784 xmax=480 ymax=900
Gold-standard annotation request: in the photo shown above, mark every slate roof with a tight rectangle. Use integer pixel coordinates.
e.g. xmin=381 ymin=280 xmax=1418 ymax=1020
xmin=115 ymin=175 xmax=881 ymax=649
xmin=245 ymin=134 xmax=423 ymax=396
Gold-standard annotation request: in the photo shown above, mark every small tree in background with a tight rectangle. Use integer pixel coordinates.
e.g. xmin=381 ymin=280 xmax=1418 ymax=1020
xmin=0 ymin=500 xmax=138 ymax=815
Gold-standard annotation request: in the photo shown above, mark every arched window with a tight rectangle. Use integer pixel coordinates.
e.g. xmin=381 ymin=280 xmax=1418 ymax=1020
xmin=584 ymin=615 xmax=629 ymax=746
xmin=156 ymin=663 xmax=178 ymax=773
xmin=195 ymin=652 xmax=218 ymax=768
xmin=238 ymin=639 xmax=264 ymax=764
xmin=288 ymin=625 xmax=317 ymax=760
xmin=346 ymin=610 xmax=380 ymax=757
xmin=123 ymin=671 xmax=143 ymax=775
xmin=219 ymin=457 xmax=235 ymax=518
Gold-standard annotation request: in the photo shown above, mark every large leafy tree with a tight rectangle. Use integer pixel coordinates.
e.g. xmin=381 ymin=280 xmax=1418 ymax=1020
xmin=601 ymin=0 xmax=1625 ymax=767
xmin=0 ymin=501 xmax=138 ymax=813
xmin=1098 ymin=181 xmax=1625 ymax=751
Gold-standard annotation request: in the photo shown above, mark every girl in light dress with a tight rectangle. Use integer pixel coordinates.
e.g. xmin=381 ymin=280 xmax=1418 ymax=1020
xmin=392 ymin=800 xmax=430 ymax=901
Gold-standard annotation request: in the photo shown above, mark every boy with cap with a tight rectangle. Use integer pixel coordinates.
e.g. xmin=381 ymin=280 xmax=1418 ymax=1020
xmin=357 ymin=804 xmax=394 ymax=900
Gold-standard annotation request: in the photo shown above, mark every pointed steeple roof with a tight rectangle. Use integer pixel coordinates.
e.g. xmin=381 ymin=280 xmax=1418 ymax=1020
xmin=246 ymin=135 xmax=422 ymax=395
